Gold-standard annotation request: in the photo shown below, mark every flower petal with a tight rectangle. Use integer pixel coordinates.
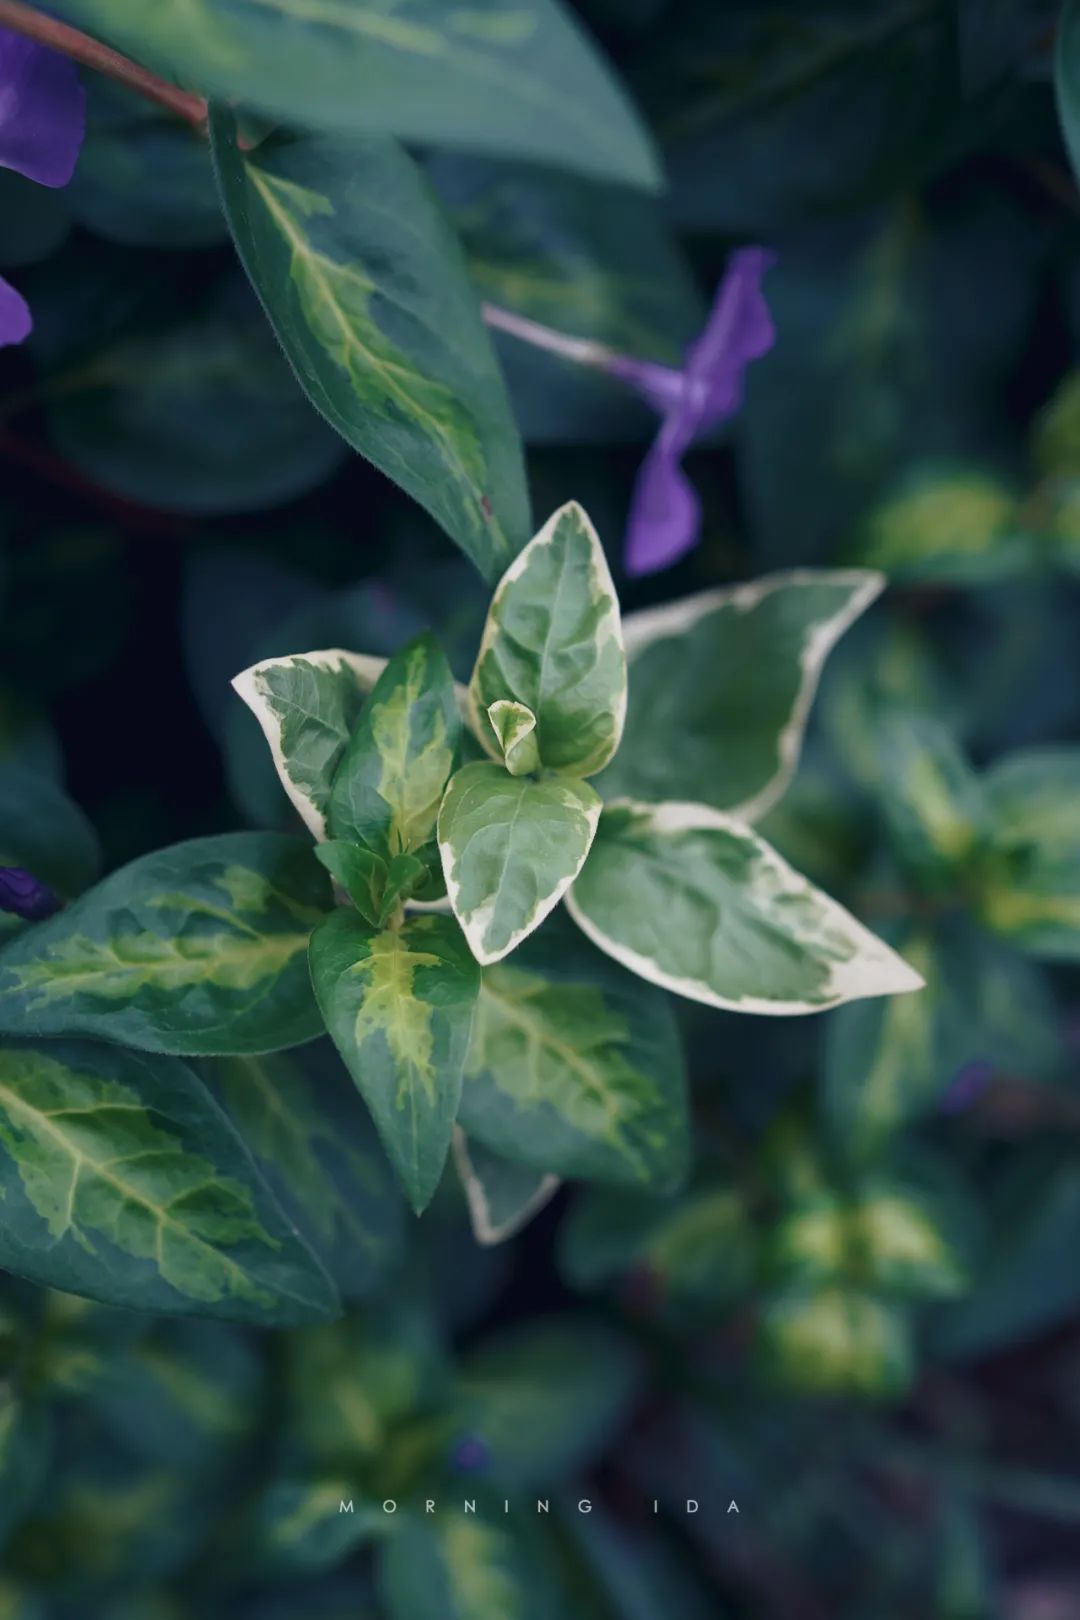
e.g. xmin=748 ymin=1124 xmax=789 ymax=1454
xmin=623 ymin=434 xmax=702 ymax=577
xmin=0 ymin=274 xmax=32 ymax=347
xmin=0 ymin=29 xmax=85 ymax=189
xmin=686 ymin=245 xmax=777 ymax=431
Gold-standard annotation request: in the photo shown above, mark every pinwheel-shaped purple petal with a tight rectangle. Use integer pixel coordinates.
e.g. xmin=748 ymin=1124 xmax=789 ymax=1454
xmin=0 ymin=865 xmax=59 ymax=921
xmin=618 ymin=247 xmax=777 ymax=576
xmin=0 ymin=27 xmax=85 ymax=348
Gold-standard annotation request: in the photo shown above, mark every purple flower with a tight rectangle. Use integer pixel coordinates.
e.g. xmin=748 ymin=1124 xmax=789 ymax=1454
xmin=0 ymin=866 xmax=59 ymax=921
xmin=612 ymin=247 xmax=777 ymax=576
xmin=0 ymin=28 xmax=85 ymax=348
xmin=941 ymin=1059 xmax=995 ymax=1115
xmin=450 ymin=1434 xmax=491 ymax=1475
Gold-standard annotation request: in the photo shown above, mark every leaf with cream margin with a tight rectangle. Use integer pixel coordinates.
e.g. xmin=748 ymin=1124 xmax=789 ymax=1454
xmin=328 ymin=634 xmax=460 ymax=871
xmin=211 ymin=117 xmax=530 ymax=579
xmin=309 ymin=910 xmax=480 ymax=1213
xmin=0 ymin=1037 xmax=337 ymax=1324
xmin=565 ymin=801 xmax=924 ymax=1014
xmin=0 ymin=834 xmax=332 ymax=1055
xmin=469 ymin=502 xmax=627 ymax=778
xmin=232 ymin=649 xmax=387 ymax=841
xmin=439 ymin=763 xmax=601 ymax=965
xmin=453 ymin=1129 xmax=560 ymax=1247
xmin=600 ymin=570 xmax=884 ymax=819
xmin=486 ymin=701 xmax=540 ymax=778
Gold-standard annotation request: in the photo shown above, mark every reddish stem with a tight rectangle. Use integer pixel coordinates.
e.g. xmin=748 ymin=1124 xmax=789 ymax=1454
xmin=0 ymin=0 xmax=208 ymax=132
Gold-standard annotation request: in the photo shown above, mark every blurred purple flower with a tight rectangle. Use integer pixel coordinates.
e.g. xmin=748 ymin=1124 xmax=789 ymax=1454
xmin=612 ymin=247 xmax=777 ymax=576
xmin=450 ymin=1434 xmax=491 ymax=1475
xmin=0 ymin=866 xmax=59 ymax=921
xmin=0 ymin=28 xmax=85 ymax=348
xmin=941 ymin=1059 xmax=995 ymax=1115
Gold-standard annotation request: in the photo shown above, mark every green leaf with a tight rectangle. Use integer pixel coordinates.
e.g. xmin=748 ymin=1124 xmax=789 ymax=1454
xmin=600 ymin=570 xmax=882 ymax=818
xmin=823 ymin=921 xmax=1063 ymax=1157
xmin=649 ymin=3 xmax=958 ymax=235
xmin=48 ymin=279 xmax=347 ymax=515
xmin=0 ymin=765 xmax=100 ymax=899
xmin=233 ymin=648 xmax=387 ymax=840
xmin=758 ymin=1289 xmax=913 ymax=1399
xmin=0 ymin=1037 xmax=337 ymax=1324
xmin=866 ymin=710 xmax=989 ymax=885
xmin=328 ymin=635 xmax=460 ymax=870
xmin=0 ymin=833 xmax=331 ymax=1055
xmin=315 ymin=842 xmax=390 ymax=928
xmin=566 ymin=801 xmax=924 ymax=1013
xmin=439 ymin=763 xmax=601 ymax=966
xmin=309 ymin=910 xmax=480 ymax=1213
xmin=847 ymin=464 xmax=1030 ymax=584
xmin=210 ymin=116 xmax=530 ymax=579
xmin=1058 ymin=1 xmax=1080 ymax=190
xmin=450 ymin=1318 xmax=640 ymax=1488
xmin=486 ymin=701 xmax=539 ymax=778
xmin=931 ymin=1145 xmax=1080 ymax=1360
xmin=452 ymin=1130 xmax=560 ymax=1247
xmin=205 ymin=1046 xmax=405 ymax=1300
xmin=460 ymin=918 xmax=688 ymax=1192
xmin=0 ymin=1395 xmax=50 ymax=1548
xmin=379 ymin=1512 xmax=564 ymax=1620
xmin=978 ymin=747 xmax=1080 ymax=959
xmin=55 ymin=0 xmax=660 ymax=191
xmin=559 ymin=1179 xmax=757 ymax=1318
xmin=469 ymin=502 xmax=626 ymax=776
xmin=236 ymin=1478 xmax=382 ymax=1575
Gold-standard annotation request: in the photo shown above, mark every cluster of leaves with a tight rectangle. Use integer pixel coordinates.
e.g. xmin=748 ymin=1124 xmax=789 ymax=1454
xmin=0 ymin=0 xmax=1080 ymax=1617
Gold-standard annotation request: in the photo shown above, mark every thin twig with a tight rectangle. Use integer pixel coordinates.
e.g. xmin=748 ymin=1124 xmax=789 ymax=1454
xmin=0 ymin=0 xmax=207 ymax=132
xmin=481 ymin=302 xmax=615 ymax=369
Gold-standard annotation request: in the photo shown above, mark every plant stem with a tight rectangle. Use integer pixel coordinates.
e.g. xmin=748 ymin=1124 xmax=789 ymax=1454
xmin=480 ymin=303 xmax=615 ymax=370
xmin=0 ymin=0 xmax=208 ymax=132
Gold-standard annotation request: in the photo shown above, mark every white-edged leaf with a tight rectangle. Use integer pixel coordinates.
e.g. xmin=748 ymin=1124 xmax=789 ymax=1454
xmin=232 ymin=649 xmax=387 ymax=840
xmin=602 ymin=569 xmax=883 ymax=819
xmin=438 ymin=762 xmax=601 ymax=965
xmin=453 ymin=1129 xmax=560 ymax=1247
xmin=486 ymin=700 xmax=540 ymax=778
xmin=469 ymin=502 xmax=627 ymax=778
xmin=566 ymin=800 xmax=924 ymax=1014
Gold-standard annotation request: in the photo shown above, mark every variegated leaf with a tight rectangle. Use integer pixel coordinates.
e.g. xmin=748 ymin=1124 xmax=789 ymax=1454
xmin=211 ymin=117 xmax=530 ymax=579
xmin=469 ymin=503 xmax=626 ymax=777
xmin=439 ymin=763 xmax=601 ymax=965
xmin=378 ymin=1511 xmax=564 ymax=1620
xmin=486 ymin=701 xmax=539 ymax=778
xmin=453 ymin=1129 xmax=560 ymax=1247
xmin=315 ymin=841 xmax=390 ymax=927
xmin=600 ymin=570 xmax=883 ymax=819
xmin=232 ymin=649 xmax=386 ymax=840
xmin=328 ymin=635 xmax=460 ymax=875
xmin=978 ymin=746 xmax=1080 ymax=959
xmin=206 ymin=1045 xmax=405 ymax=1300
xmin=565 ymin=801 xmax=924 ymax=1014
xmin=758 ymin=1289 xmax=913 ymax=1398
xmin=864 ymin=709 xmax=989 ymax=884
xmin=0 ymin=834 xmax=331 ymax=1054
xmin=309 ymin=910 xmax=480 ymax=1213
xmin=460 ymin=919 xmax=688 ymax=1191
xmin=0 ymin=1038 xmax=337 ymax=1324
